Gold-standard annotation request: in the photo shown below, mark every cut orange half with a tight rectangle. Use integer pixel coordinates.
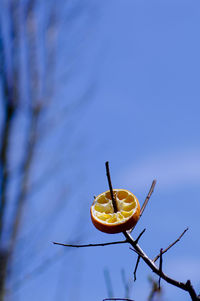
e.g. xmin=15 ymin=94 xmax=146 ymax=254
xmin=90 ymin=189 xmax=140 ymax=234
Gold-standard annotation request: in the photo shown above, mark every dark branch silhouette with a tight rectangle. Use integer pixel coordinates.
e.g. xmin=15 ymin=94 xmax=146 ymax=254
xmin=158 ymin=248 xmax=163 ymax=289
xmin=105 ymin=161 xmax=118 ymax=212
xmin=153 ymin=227 xmax=189 ymax=262
xmin=53 ymin=240 xmax=127 ymax=248
xmin=54 ymin=165 xmax=200 ymax=301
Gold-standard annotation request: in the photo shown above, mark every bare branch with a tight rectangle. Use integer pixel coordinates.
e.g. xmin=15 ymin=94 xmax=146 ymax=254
xmin=133 ymin=255 xmax=140 ymax=281
xmin=123 ymin=231 xmax=200 ymax=301
xmin=128 ymin=180 xmax=156 ymax=233
xmin=140 ymin=180 xmax=156 ymax=218
xmin=130 ymin=229 xmax=145 ymax=280
xmin=103 ymin=299 xmax=135 ymax=301
xmin=105 ymin=161 xmax=118 ymax=212
xmin=158 ymin=248 xmax=163 ymax=289
xmin=53 ymin=240 xmax=128 ymax=248
xmin=0 ymin=103 xmax=15 ymax=236
xmin=153 ymin=227 xmax=189 ymax=262
xmin=0 ymin=15 xmax=17 ymax=238
xmin=52 ymin=173 xmax=199 ymax=301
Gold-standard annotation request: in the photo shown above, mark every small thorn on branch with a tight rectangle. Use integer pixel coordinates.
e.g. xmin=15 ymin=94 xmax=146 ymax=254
xmin=135 ymin=228 xmax=146 ymax=244
xmin=129 ymin=247 xmax=143 ymax=257
xmin=105 ymin=161 xmax=118 ymax=212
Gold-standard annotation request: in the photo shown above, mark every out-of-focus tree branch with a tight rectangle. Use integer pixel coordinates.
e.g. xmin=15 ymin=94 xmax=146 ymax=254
xmin=0 ymin=1 xmax=20 ymax=298
xmin=0 ymin=0 xmax=58 ymax=299
xmin=10 ymin=105 xmax=42 ymax=253
xmin=0 ymin=0 xmax=95 ymax=299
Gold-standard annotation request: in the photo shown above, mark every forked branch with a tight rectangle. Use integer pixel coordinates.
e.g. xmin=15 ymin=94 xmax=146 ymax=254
xmin=53 ymin=164 xmax=199 ymax=301
xmin=123 ymin=231 xmax=199 ymax=301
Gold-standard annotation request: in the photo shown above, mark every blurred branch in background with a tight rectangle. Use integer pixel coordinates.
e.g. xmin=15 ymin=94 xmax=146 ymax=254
xmin=0 ymin=0 xmax=95 ymax=300
xmin=148 ymin=277 xmax=163 ymax=301
xmin=104 ymin=268 xmax=114 ymax=299
xmin=121 ymin=268 xmax=133 ymax=299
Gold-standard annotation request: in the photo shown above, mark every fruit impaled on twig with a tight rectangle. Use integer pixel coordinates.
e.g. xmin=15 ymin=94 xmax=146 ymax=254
xmin=90 ymin=189 xmax=140 ymax=234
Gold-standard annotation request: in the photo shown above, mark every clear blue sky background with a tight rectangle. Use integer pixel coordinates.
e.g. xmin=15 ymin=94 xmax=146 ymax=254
xmin=4 ymin=0 xmax=200 ymax=301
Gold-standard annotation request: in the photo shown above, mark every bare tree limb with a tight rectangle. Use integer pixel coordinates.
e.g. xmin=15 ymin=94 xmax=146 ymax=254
xmin=128 ymin=180 xmax=156 ymax=233
xmin=133 ymin=255 xmax=140 ymax=282
xmin=140 ymin=180 xmax=156 ymax=218
xmin=123 ymin=231 xmax=199 ymax=301
xmin=53 ymin=170 xmax=199 ymax=301
xmin=54 ymin=227 xmax=199 ymax=300
xmin=103 ymin=299 xmax=135 ymax=301
xmin=0 ymin=103 xmax=15 ymax=237
xmin=53 ymin=240 xmax=128 ymax=248
xmin=132 ymin=228 xmax=146 ymax=281
xmin=0 ymin=2 xmax=19 ymax=299
xmin=0 ymin=10 xmax=17 ymax=238
xmin=105 ymin=161 xmax=118 ymax=212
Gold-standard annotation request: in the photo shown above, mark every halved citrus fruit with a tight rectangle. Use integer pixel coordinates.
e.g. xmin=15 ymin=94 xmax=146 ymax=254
xmin=90 ymin=189 xmax=140 ymax=234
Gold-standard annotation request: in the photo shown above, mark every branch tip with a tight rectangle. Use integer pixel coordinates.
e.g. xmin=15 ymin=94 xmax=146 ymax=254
xmin=105 ymin=161 xmax=118 ymax=212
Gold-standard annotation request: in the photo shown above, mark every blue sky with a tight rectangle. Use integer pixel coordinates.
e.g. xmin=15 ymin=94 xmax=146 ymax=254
xmin=3 ymin=0 xmax=200 ymax=301
xmin=63 ymin=1 xmax=200 ymax=300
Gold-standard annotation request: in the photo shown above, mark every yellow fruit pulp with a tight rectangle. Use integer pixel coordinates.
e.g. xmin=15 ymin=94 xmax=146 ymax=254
xmin=91 ymin=189 xmax=138 ymax=225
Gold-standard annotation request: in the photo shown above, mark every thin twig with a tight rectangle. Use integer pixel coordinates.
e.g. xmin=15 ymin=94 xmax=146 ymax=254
xmin=105 ymin=161 xmax=118 ymax=212
xmin=158 ymin=248 xmax=163 ymax=289
xmin=153 ymin=227 xmax=189 ymax=262
xmin=103 ymin=299 xmax=135 ymax=301
xmin=133 ymin=255 xmax=140 ymax=281
xmin=140 ymin=180 xmax=156 ymax=218
xmin=53 ymin=240 xmax=128 ymax=248
xmin=135 ymin=228 xmax=146 ymax=244
xmin=129 ymin=180 xmax=156 ymax=233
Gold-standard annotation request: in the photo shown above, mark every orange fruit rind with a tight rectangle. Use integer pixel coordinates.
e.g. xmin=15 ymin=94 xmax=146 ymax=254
xmin=90 ymin=189 xmax=140 ymax=234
